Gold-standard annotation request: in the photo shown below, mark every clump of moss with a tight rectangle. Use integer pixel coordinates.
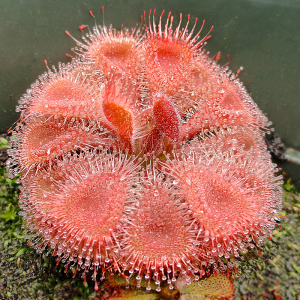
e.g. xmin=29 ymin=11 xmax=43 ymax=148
xmin=0 ymin=135 xmax=9 ymax=167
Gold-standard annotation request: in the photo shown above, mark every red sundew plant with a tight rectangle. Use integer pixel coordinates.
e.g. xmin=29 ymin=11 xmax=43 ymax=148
xmin=7 ymin=8 xmax=283 ymax=293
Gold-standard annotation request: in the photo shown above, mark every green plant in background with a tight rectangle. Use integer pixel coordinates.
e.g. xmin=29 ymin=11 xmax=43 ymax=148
xmin=0 ymin=137 xmax=10 ymax=151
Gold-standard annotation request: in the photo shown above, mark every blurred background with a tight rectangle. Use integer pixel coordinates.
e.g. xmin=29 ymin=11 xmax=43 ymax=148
xmin=0 ymin=0 xmax=299 ymax=185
